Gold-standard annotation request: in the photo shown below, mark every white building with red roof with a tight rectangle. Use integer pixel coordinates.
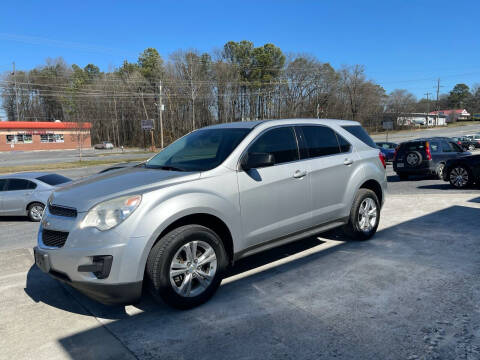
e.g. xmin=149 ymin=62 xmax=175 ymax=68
xmin=428 ymin=109 xmax=471 ymax=122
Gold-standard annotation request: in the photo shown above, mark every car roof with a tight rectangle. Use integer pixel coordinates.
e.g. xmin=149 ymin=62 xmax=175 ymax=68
xmin=202 ymin=118 xmax=359 ymax=130
xmin=0 ymin=172 xmax=53 ymax=180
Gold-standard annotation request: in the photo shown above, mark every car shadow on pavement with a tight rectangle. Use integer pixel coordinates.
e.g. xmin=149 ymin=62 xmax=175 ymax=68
xmin=23 ymin=237 xmax=329 ymax=321
xmin=0 ymin=216 xmax=30 ymax=222
xmin=23 ymin=205 xmax=480 ymax=360
xmin=387 ymin=174 xmax=437 ymax=183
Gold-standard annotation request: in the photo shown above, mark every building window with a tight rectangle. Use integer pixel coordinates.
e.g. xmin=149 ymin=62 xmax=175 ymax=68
xmin=6 ymin=134 xmax=33 ymax=144
xmin=40 ymin=134 xmax=64 ymax=143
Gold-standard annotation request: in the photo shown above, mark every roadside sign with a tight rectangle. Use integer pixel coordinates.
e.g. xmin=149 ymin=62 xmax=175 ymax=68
xmin=141 ymin=119 xmax=154 ymax=130
xmin=382 ymin=121 xmax=393 ymax=130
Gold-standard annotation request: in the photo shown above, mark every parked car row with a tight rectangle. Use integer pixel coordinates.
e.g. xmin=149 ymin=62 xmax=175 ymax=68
xmin=452 ymin=136 xmax=480 ymax=151
xmin=392 ymin=135 xmax=480 ymax=188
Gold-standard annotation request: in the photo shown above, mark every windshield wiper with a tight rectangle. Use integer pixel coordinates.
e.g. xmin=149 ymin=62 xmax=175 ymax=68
xmin=149 ymin=165 xmax=186 ymax=172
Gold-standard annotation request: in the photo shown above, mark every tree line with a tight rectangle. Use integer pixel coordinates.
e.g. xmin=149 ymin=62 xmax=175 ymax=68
xmin=1 ymin=40 xmax=479 ymax=147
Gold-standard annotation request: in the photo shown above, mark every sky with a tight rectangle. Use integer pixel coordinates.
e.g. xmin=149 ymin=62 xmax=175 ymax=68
xmin=1 ymin=0 xmax=479 ymax=104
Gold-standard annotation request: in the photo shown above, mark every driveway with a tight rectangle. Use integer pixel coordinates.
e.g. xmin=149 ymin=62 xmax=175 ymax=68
xmin=1 ymin=193 xmax=479 ymax=359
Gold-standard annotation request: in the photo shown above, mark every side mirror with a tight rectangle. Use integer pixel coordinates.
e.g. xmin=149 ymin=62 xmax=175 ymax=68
xmin=241 ymin=152 xmax=275 ymax=171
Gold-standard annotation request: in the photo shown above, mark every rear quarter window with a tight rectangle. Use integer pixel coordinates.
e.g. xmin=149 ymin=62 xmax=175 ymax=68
xmin=342 ymin=125 xmax=376 ymax=148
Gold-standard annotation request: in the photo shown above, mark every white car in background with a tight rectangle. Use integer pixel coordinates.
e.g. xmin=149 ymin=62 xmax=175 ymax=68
xmin=0 ymin=173 xmax=71 ymax=221
xmin=94 ymin=141 xmax=114 ymax=150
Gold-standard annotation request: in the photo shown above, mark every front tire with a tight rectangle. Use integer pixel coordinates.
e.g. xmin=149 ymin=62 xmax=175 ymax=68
xmin=146 ymin=225 xmax=228 ymax=309
xmin=343 ymin=189 xmax=380 ymax=240
xmin=448 ymin=166 xmax=472 ymax=189
xmin=27 ymin=202 xmax=44 ymax=222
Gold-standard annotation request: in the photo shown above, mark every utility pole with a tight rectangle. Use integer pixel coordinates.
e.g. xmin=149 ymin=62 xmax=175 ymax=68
xmin=435 ymin=79 xmax=444 ymax=126
xmin=424 ymin=92 xmax=432 ymax=126
xmin=158 ymin=81 xmax=164 ymax=149
xmin=12 ymin=62 xmax=20 ymax=121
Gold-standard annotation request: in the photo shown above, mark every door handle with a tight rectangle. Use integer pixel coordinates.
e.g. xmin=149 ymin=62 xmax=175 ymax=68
xmin=293 ymin=170 xmax=307 ymax=178
xmin=343 ymin=159 xmax=354 ymax=165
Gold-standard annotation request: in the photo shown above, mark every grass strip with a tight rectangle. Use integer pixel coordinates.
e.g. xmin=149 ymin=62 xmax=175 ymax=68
xmin=0 ymin=156 xmax=151 ymax=174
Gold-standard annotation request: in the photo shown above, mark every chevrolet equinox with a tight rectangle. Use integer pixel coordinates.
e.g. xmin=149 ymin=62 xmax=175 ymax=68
xmin=34 ymin=119 xmax=387 ymax=309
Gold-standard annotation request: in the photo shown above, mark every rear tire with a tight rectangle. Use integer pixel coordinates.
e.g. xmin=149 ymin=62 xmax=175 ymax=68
xmin=27 ymin=202 xmax=44 ymax=222
xmin=435 ymin=163 xmax=445 ymax=180
xmin=343 ymin=189 xmax=380 ymax=241
xmin=146 ymin=225 xmax=228 ymax=309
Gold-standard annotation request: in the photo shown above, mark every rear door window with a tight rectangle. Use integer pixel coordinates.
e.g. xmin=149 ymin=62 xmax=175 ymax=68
xmin=441 ymin=141 xmax=454 ymax=153
xmin=0 ymin=179 xmax=7 ymax=191
xmin=342 ymin=125 xmax=376 ymax=148
xmin=337 ymin=134 xmax=351 ymax=153
xmin=449 ymin=142 xmax=463 ymax=152
xmin=299 ymin=125 xmax=342 ymax=158
xmin=5 ymin=179 xmax=36 ymax=191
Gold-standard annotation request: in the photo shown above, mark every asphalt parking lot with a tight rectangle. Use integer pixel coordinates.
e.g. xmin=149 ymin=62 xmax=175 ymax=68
xmin=1 ymin=164 xmax=480 ymax=359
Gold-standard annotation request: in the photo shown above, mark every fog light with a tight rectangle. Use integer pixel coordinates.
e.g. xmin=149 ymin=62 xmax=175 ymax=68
xmin=78 ymin=255 xmax=113 ymax=279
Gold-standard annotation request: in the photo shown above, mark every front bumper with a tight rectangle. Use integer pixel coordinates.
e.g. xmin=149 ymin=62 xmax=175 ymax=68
xmin=34 ymin=246 xmax=142 ymax=305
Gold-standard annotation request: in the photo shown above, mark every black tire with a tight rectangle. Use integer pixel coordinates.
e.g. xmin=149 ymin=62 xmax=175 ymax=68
xmin=146 ymin=224 xmax=228 ymax=309
xmin=405 ymin=151 xmax=422 ymax=168
xmin=448 ymin=165 xmax=473 ymax=189
xmin=27 ymin=202 xmax=45 ymax=222
xmin=398 ymin=173 xmax=409 ymax=180
xmin=435 ymin=162 xmax=445 ymax=180
xmin=343 ymin=189 xmax=380 ymax=241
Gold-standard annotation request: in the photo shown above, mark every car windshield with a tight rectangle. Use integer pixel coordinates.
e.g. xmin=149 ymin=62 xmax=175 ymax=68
xmin=36 ymin=174 xmax=71 ymax=186
xmin=145 ymin=128 xmax=251 ymax=171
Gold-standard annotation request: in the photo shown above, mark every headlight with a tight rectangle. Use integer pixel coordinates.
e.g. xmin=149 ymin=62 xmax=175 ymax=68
xmin=82 ymin=195 xmax=142 ymax=231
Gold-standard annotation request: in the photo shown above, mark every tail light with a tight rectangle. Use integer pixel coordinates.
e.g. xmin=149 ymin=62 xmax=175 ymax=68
xmin=425 ymin=141 xmax=432 ymax=160
xmin=379 ymin=151 xmax=386 ymax=169
xmin=458 ymin=141 xmax=462 ymax=145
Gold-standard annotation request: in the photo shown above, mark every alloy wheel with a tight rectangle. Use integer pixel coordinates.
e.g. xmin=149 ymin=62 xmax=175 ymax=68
xmin=169 ymin=240 xmax=217 ymax=297
xmin=30 ymin=205 xmax=44 ymax=221
xmin=357 ymin=198 xmax=377 ymax=233
xmin=450 ymin=167 xmax=469 ymax=188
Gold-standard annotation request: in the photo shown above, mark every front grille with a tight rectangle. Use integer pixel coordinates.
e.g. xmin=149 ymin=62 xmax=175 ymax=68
xmin=42 ymin=229 xmax=69 ymax=248
xmin=49 ymin=204 xmax=77 ymax=218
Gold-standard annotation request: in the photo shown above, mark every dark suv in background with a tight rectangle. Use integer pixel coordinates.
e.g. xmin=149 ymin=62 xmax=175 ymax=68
xmin=393 ymin=137 xmax=470 ymax=180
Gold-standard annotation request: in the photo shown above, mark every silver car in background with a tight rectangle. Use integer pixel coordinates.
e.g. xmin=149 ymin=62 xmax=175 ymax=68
xmin=34 ymin=119 xmax=387 ymax=308
xmin=0 ymin=173 xmax=71 ymax=221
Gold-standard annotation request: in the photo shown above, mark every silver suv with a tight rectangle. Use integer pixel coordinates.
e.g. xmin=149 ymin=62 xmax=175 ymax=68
xmin=34 ymin=119 xmax=387 ymax=309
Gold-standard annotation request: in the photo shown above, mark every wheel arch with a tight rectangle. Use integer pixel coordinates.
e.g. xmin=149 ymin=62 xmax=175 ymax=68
xmin=25 ymin=201 xmax=45 ymax=212
xmin=359 ymin=179 xmax=383 ymax=206
xmin=151 ymin=213 xmax=234 ymax=265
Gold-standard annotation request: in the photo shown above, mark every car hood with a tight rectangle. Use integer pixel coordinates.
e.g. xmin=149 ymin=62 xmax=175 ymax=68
xmin=447 ymin=153 xmax=479 ymax=163
xmin=50 ymin=167 xmax=200 ymax=212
